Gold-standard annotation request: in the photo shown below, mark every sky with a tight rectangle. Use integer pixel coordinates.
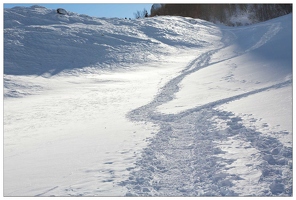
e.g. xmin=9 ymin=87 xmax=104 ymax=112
xmin=3 ymin=3 xmax=154 ymax=19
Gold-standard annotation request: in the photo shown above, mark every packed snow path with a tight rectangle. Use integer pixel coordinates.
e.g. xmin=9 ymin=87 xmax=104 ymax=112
xmin=122 ymin=18 xmax=292 ymax=196
xmin=123 ymin=60 xmax=292 ymax=196
xmin=4 ymin=6 xmax=292 ymax=197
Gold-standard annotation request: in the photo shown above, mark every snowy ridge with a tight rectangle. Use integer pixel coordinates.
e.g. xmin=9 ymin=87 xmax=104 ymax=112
xmin=4 ymin=5 xmax=211 ymax=76
xmin=4 ymin=6 xmax=292 ymax=197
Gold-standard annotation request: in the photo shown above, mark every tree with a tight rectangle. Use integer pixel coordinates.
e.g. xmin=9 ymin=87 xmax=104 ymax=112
xmin=134 ymin=8 xmax=149 ymax=19
xmin=149 ymin=4 xmax=292 ymax=25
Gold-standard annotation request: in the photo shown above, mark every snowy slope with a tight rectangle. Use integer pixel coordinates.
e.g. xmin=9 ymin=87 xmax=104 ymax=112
xmin=4 ymin=5 xmax=292 ymax=197
xmin=4 ymin=5 xmax=208 ymax=77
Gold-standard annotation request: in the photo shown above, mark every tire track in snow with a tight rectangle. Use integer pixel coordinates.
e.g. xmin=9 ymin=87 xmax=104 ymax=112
xmin=122 ymin=26 xmax=292 ymax=196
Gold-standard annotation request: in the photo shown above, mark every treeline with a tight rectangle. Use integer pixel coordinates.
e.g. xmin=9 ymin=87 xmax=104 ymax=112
xmin=150 ymin=4 xmax=292 ymax=25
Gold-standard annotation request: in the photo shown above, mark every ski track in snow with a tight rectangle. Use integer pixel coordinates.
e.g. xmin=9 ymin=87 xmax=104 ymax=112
xmin=121 ymin=23 xmax=292 ymax=196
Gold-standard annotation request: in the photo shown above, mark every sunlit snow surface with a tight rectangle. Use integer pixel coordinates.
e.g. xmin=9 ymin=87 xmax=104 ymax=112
xmin=4 ymin=5 xmax=292 ymax=197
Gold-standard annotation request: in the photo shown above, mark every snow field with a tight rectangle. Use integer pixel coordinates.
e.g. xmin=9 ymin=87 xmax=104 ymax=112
xmin=4 ymin=69 xmax=160 ymax=196
xmin=4 ymin=5 xmax=292 ymax=197
xmin=4 ymin=52 xmax=200 ymax=196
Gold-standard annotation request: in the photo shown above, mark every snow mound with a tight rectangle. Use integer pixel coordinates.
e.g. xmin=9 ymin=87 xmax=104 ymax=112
xmin=157 ymin=14 xmax=292 ymax=114
xmin=4 ymin=5 xmax=214 ymax=76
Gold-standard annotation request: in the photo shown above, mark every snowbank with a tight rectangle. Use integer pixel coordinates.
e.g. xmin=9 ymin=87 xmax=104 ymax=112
xmin=4 ymin=5 xmax=212 ymax=76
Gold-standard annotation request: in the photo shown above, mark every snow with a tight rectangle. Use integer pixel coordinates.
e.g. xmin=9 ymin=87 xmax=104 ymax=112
xmin=3 ymin=5 xmax=293 ymax=197
xmin=217 ymin=86 xmax=292 ymax=147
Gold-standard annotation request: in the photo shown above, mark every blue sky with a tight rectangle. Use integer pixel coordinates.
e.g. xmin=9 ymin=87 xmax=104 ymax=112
xmin=3 ymin=3 xmax=153 ymax=19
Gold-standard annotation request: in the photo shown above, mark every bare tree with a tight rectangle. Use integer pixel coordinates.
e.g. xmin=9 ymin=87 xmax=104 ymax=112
xmin=134 ymin=8 xmax=149 ymax=19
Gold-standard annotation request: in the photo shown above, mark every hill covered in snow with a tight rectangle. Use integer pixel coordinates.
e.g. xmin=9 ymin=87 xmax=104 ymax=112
xmin=4 ymin=5 xmax=205 ymax=76
xmin=4 ymin=5 xmax=292 ymax=197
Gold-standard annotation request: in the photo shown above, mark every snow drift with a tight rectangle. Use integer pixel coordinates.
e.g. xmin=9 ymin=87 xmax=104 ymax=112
xmin=4 ymin=5 xmax=292 ymax=197
xmin=4 ymin=5 xmax=208 ymax=76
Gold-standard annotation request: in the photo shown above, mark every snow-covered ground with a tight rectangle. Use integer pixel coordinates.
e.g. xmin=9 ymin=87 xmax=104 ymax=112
xmin=3 ymin=5 xmax=292 ymax=197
